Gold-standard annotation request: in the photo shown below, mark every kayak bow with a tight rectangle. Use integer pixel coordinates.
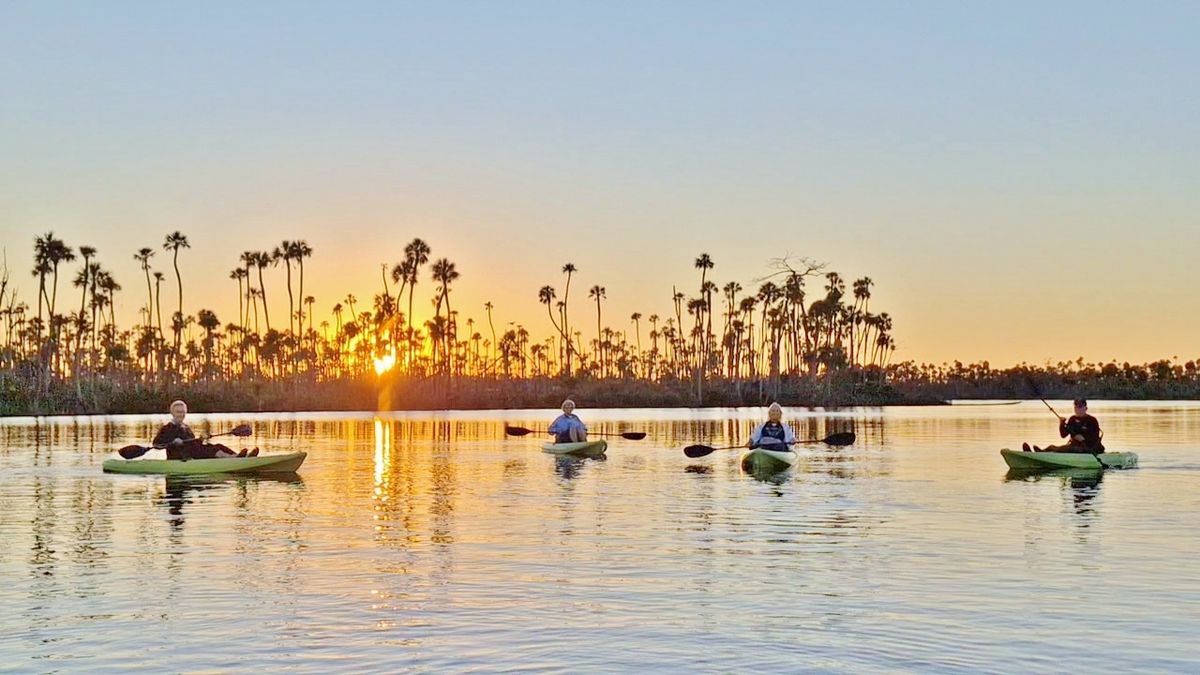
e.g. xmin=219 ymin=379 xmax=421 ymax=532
xmin=541 ymin=440 xmax=608 ymax=457
xmin=740 ymin=446 xmax=797 ymax=473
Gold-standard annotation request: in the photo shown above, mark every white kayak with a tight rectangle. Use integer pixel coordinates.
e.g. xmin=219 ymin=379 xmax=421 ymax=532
xmin=542 ymin=439 xmax=608 ymax=457
xmin=740 ymin=446 xmax=797 ymax=473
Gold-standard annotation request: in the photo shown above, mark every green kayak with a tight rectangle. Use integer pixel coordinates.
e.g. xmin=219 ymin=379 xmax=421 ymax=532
xmin=542 ymin=439 xmax=607 ymax=457
xmin=103 ymin=451 xmax=307 ymax=476
xmin=740 ymin=446 xmax=797 ymax=473
xmin=1000 ymin=448 xmax=1137 ymax=470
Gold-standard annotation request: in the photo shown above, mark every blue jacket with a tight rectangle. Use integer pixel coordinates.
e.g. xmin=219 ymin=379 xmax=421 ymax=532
xmin=549 ymin=413 xmax=587 ymax=442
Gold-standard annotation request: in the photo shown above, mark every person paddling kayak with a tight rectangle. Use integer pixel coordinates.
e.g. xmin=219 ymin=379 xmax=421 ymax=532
xmin=1023 ymin=398 xmax=1104 ymax=454
xmin=747 ymin=402 xmax=797 ymax=449
xmin=153 ymin=400 xmax=258 ymax=459
xmin=548 ymin=399 xmax=588 ymax=443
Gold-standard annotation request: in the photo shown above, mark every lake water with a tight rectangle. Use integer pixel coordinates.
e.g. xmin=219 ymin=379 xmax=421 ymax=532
xmin=2 ymin=402 xmax=1198 ymax=673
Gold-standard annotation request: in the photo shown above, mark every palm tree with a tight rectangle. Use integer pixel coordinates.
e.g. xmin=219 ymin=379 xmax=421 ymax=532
xmin=694 ymin=253 xmax=714 ymax=371
xmin=630 ymin=312 xmax=643 ymax=377
xmin=72 ymin=248 xmax=95 ymax=359
xmin=561 ymin=263 xmax=577 ymax=373
xmin=31 ymin=235 xmax=52 ymax=342
xmin=484 ymin=301 xmax=496 ymax=365
xmin=239 ymin=250 xmax=256 ymax=329
xmin=430 ymin=258 xmax=459 ymax=367
xmin=230 ymin=268 xmax=247 ymax=332
xmin=278 ymin=240 xmax=296 ymax=335
xmin=295 ymin=240 xmax=312 ymax=330
xmin=588 ymin=285 xmax=605 ymax=374
xmin=162 ymin=231 xmax=189 ymax=352
xmin=153 ymin=271 xmax=165 ymax=340
xmin=403 ymin=238 xmax=430 ymax=366
xmin=538 ymin=285 xmax=566 ymax=372
xmin=197 ymin=309 xmax=220 ymax=375
xmin=253 ymin=250 xmax=276 ymax=332
xmin=134 ymin=248 xmax=156 ymax=331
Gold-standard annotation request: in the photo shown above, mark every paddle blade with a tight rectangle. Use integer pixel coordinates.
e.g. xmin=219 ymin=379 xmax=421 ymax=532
xmin=823 ymin=431 xmax=856 ymax=446
xmin=117 ymin=444 xmax=150 ymax=459
xmin=683 ymin=444 xmax=717 ymax=458
xmin=504 ymin=425 xmax=534 ymax=437
xmin=230 ymin=424 xmax=253 ymax=437
xmin=621 ymin=432 xmax=647 ymax=440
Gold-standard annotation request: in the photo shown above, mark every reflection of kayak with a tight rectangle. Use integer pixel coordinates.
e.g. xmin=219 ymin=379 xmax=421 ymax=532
xmin=541 ymin=440 xmax=607 ymax=457
xmin=103 ymin=452 xmax=307 ymax=475
xmin=1000 ymin=448 xmax=1137 ymax=470
xmin=740 ymin=446 xmax=797 ymax=473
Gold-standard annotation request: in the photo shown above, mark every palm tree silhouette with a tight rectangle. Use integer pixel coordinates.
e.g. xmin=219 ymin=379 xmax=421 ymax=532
xmin=162 ymin=231 xmax=189 ymax=354
xmin=588 ymin=285 xmax=605 ymax=375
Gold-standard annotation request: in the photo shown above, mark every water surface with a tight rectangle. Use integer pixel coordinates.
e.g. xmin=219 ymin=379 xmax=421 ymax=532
xmin=2 ymin=402 xmax=1198 ymax=672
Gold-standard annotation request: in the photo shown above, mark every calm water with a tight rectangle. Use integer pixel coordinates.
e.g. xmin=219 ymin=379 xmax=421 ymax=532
xmin=2 ymin=402 xmax=1199 ymax=673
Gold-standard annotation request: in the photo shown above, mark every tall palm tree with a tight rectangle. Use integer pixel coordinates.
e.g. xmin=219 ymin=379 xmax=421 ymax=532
xmin=230 ymin=268 xmax=247 ymax=332
xmin=253 ymin=250 xmax=275 ymax=332
xmin=72 ymin=247 xmax=95 ymax=358
xmin=278 ymin=240 xmax=296 ymax=335
xmin=134 ymin=248 xmax=155 ymax=331
xmin=162 ymin=231 xmax=190 ymax=352
xmin=153 ymin=271 xmax=165 ymax=340
xmin=295 ymin=240 xmax=312 ymax=331
xmin=239 ymin=250 xmax=256 ymax=329
xmin=694 ymin=253 xmax=714 ymax=371
xmin=403 ymin=238 xmax=430 ymax=366
xmin=484 ymin=301 xmax=496 ymax=365
xmin=630 ymin=312 xmax=643 ymax=377
xmin=431 ymin=258 xmax=459 ymax=367
xmin=561 ymin=263 xmax=577 ymax=373
xmin=588 ymin=285 xmax=605 ymax=374
xmin=31 ymin=234 xmax=52 ymax=342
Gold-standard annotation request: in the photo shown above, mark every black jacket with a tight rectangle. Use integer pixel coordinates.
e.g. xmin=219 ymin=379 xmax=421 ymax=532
xmin=1059 ymin=414 xmax=1103 ymax=451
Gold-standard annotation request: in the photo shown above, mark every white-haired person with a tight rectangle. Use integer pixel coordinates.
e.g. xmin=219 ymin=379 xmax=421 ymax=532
xmin=151 ymin=400 xmax=257 ymax=460
xmin=548 ymin=399 xmax=588 ymax=443
xmin=747 ymin=402 xmax=797 ymax=449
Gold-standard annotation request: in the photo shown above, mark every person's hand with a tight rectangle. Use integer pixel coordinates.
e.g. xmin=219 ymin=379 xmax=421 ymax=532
xmin=172 ymin=438 xmax=183 ymax=446
xmin=1072 ymin=434 xmax=1084 ymax=442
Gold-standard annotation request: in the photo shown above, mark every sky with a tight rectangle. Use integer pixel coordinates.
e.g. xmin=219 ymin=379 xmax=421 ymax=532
xmin=1 ymin=1 xmax=1198 ymax=366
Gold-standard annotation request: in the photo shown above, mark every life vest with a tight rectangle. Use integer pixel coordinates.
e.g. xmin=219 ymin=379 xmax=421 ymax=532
xmin=759 ymin=421 xmax=788 ymax=442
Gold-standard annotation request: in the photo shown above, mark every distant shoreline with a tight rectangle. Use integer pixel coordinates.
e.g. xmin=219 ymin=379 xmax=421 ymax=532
xmin=8 ymin=368 xmax=1200 ymax=417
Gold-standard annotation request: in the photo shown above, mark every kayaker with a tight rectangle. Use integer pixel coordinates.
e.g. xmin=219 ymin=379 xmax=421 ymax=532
xmin=152 ymin=400 xmax=257 ymax=459
xmin=548 ymin=399 xmax=588 ymax=443
xmin=1023 ymin=398 xmax=1104 ymax=453
xmin=747 ymin=402 xmax=797 ymax=449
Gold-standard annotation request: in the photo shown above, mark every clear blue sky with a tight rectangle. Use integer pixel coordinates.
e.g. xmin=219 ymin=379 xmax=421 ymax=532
xmin=2 ymin=1 xmax=1198 ymax=364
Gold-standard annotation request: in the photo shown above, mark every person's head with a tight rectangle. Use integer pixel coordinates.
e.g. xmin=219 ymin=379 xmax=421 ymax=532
xmin=1073 ymin=398 xmax=1088 ymax=415
xmin=767 ymin=402 xmax=783 ymax=422
xmin=561 ymin=399 xmax=576 ymax=415
xmin=169 ymin=400 xmax=188 ymax=423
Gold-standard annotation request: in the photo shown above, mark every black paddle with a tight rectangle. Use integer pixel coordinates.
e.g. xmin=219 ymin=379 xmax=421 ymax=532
xmin=504 ymin=424 xmax=647 ymax=441
xmin=1025 ymin=379 xmax=1110 ymax=469
xmin=683 ymin=431 xmax=856 ymax=458
xmin=117 ymin=424 xmax=254 ymax=460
